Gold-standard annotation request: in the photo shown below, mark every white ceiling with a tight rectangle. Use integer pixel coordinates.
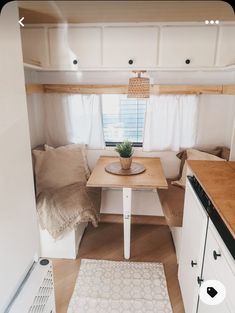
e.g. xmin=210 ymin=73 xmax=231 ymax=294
xmin=18 ymin=1 xmax=235 ymax=24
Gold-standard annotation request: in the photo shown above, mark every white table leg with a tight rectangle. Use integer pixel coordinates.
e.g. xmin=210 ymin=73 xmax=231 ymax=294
xmin=123 ymin=187 xmax=132 ymax=259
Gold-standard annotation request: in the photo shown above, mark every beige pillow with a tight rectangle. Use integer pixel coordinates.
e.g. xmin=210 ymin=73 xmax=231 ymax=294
xmin=44 ymin=144 xmax=90 ymax=180
xmin=172 ymin=149 xmax=225 ymax=188
xmin=33 ymin=146 xmax=88 ymax=195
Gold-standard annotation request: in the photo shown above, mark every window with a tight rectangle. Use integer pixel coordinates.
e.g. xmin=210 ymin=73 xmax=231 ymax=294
xmin=101 ymin=95 xmax=147 ymax=146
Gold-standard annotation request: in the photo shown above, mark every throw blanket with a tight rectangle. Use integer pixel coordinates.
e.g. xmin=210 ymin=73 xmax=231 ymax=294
xmin=37 ymin=183 xmax=101 ymax=239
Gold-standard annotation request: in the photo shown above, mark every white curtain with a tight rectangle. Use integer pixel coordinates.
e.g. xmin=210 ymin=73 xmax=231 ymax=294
xmin=43 ymin=93 xmax=105 ymax=149
xmin=143 ymin=95 xmax=198 ymax=151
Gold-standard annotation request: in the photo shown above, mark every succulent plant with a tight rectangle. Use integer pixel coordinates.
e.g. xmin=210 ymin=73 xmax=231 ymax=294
xmin=115 ymin=140 xmax=134 ymax=158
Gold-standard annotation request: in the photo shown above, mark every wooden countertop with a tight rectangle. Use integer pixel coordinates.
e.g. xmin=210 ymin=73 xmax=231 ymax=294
xmin=187 ymin=160 xmax=235 ymax=239
xmin=87 ymin=156 xmax=168 ymax=189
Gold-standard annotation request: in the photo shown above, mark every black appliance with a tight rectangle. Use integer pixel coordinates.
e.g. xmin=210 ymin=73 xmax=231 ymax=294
xmin=188 ymin=175 xmax=235 ymax=260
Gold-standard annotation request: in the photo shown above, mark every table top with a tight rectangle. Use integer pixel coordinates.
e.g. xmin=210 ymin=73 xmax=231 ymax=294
xmin=87 ymin=156 xmax=168 ymax=189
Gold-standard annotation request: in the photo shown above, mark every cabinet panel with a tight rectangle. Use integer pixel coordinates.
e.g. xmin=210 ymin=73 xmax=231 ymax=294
xmin=216 ymin=26 xmax=235 ymax=66
xmin=178 ymin=179 xmax=208 ymax=313
xmin=103 ymin=27 xmax=159 ymax=67
xmin=21 ymin=28 xmax=48 ymax=67
xmin=48 ymin=27 xmax=102 ymax=69
xmin=159 ymin=26 xmax=218 ymax=67
xmin=197 ymin=221 xmax=235 ymax=313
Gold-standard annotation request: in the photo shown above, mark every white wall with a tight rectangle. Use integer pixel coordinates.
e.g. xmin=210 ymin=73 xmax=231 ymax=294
xmin=27 ymin=93 xmax=46 ymax=148
xmin=196 ymin=95 xmax=235 ymax=148
xmin=0 ymin=3 xmax=40 ymax=310
xmin=25 ymin=69 xmax=46 ymax=148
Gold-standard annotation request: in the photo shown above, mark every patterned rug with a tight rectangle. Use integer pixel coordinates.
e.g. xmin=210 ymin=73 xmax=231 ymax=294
xmin=67 ymin=259 xmax=173 ymax=313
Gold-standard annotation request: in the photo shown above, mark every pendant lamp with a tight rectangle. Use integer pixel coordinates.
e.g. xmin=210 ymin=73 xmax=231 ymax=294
xmin=127 ymin=71 xmax=150 ymax=98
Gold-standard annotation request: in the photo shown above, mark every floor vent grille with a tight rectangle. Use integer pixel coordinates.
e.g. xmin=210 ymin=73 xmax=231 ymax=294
xmin=7 ymin=259 xmax=56 ymax=313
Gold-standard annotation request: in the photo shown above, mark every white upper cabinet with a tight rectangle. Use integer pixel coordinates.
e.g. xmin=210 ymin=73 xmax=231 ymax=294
xmin=216 ymin=26 xmax=235 ymax=66
xmin=103 ymin=26 xmax=159 ymax=68
xmin=21 ymin=23 xmax=235 ymax=70
xmin=48 ymin=27 xmax=102 ymax=69
xmin=21 ymin=28 xmax=49 ymax=67
xmin=159 ymin=26 xmax=218 ymax=67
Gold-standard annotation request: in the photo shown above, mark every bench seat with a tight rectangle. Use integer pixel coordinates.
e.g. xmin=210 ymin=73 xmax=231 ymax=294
xmin=158 ymin=179 xmax=185 ymax=227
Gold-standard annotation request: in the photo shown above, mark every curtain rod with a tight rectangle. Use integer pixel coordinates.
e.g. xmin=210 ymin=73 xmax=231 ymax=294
xmin=25 ymin=84 xmax=235 ymax=95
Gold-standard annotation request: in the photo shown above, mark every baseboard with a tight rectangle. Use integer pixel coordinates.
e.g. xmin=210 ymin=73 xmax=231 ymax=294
xmin=100 ymin=213 xmax=167 ymax=225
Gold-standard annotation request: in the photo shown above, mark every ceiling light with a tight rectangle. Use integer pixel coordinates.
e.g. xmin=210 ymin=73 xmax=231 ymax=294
xmin=127 ymin=71 xmax=150 ymax=98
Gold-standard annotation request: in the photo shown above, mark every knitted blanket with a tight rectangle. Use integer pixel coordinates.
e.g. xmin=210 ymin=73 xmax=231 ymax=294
xmin=37 ymin=183 xmax=101 ymax=239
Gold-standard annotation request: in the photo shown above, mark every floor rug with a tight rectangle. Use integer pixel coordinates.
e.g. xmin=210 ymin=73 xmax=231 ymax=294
xmin=67 ymin=259 xmax=173 ymax=313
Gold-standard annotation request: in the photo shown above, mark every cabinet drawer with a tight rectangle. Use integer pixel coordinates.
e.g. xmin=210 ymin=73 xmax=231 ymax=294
xmin=216 ymin=26 xmax=235 ymax=66
xmin=103 ymin=26 xmax=159 ymax=68
xmin=21 ymin=28 xmax=48 ymax=67
xmin=159 ymin=26 xmax=218 ymax=67
xmin=48 ymin=27 xmax=102 ymax=69
xmin=198 ymin=221 xmax=235 ymax=312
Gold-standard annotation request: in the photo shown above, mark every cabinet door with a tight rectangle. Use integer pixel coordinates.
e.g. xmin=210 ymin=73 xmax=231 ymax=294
xmin=178 ymin=179 xmax=208 ymax=313
xmin=197 ymin=221 xmax=235 ymax=313
xmin=216 ymin=26 xmax=235 ymax=66
xmin=48 ymin=27 xmax=102 ymax=69
xmin=21 ymin=28 xmax=48 ymax=67
xmin=159 ymin=26 xmax=217 ymax=67
xmin=103 ymin=27 xmax=159 ymax=67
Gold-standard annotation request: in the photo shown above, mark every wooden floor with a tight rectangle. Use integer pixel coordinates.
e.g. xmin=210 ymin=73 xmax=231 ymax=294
xmin=52 ymin=223 xmax=185 ymax=313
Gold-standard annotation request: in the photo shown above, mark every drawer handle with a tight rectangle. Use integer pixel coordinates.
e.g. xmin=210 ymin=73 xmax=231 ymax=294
xmin=185 ymin=59 xmax=191 ymax=64
xmin=73 ymin=59 xmax=78 ymax=65
xmin=128 ymin=59 xmax=134 ymax=65
xmin=191 ymin=260 xmax=197 ymax=267
xmin=213 ymin=250 xmax=221 ymax=260
xmin=197 ymin=276 xmax=204 ymax=286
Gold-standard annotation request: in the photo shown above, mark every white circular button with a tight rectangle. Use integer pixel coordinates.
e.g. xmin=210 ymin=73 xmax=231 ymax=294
xmin=199 ymin=280 xmax=226 ymax=305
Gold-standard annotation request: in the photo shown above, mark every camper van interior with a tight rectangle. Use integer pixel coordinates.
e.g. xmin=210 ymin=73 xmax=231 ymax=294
xmin=1 ymin=1 xmax=235 ymax=312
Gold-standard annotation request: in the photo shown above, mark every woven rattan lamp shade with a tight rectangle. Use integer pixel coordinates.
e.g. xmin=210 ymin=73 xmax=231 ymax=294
xmin=127 ymin=71 xmax=150 ymax=98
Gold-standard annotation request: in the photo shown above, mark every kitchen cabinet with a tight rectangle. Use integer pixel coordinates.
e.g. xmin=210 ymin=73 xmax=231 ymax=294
xmin=197 ymin=221 xmax=235 ymax=313
xmin=216 ymin=26 xmax=235 ymax=66
xmin=21 ymin=27 xmax=48 ymax=67
xmin=48 ymin=27 xmax=102 ymax=69
xmin=178 ymin=178 xmax=208 ymax=313
xmin=159 ymin=26 xmax=218 ymax=67
xmin=103 ymin=26 xmax=159 ymax=68
xmin=179 ymin=172 xmax=235 ymax=313
xmin=21 ymin=23 xmax=235 ymax=70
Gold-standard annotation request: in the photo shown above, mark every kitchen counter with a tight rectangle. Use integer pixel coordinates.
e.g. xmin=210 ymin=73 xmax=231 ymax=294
xmin=187 ymin=160 xmax=235 ymax=239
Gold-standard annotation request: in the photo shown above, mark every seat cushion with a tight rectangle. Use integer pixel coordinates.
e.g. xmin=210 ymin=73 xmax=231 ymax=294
xmin=172 ymin=149 xmax=224 ymax=188
xmin=33 ymin=145 xmax=88 ymax=195
xmin=158 ymin=179 xmax=185 ymax=227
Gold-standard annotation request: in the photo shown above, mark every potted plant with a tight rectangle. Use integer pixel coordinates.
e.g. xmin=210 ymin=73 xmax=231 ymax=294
xmin=115 ymin=140 xmax=134 ymax=170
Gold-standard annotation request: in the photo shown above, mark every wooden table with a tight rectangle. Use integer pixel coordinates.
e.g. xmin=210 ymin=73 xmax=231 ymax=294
xmin=87 ymin=156 xmax=168 ymax=259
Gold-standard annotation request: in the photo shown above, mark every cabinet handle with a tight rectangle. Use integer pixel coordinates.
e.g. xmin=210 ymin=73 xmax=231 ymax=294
xmin=197 ymin=276 xmax=204 ymax=286
xmin=73 ymin=59 xmax=78 ymax=65
xmin=128 ymin=59 xmax=134 ymax=65
xmin=213 ymin=250 xmax=221 ymax=260
xmin=191 ymin=260 xmax=197 ymax=267
xmin=185 ymin=59 xmax=191 ymax=64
